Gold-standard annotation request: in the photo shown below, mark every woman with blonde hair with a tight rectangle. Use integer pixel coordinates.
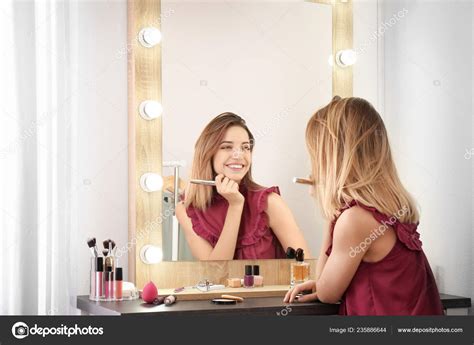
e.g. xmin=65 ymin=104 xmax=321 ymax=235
xmin=284 ymin=96 xmax=443 ymax=315
xmin=176 ymin=112 xmax=310 ymax=260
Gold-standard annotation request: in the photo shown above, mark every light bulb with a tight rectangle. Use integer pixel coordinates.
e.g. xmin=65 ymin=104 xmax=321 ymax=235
xmin=138 ymin=27 xmax=162 ymax=48
xmin=336 ymin=49 xmax=357 ymax=67
xmin=140 ymin=173 xmax=163 ymax=192
xmin=139 ymin=100 xmax=162 ymax=120
xmin=140 ymin=245 xmax=163 ymax=264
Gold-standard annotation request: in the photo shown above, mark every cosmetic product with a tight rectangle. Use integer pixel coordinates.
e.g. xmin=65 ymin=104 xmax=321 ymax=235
xmin=89 ymin=257 xmax=102 ymax=301
xmin=290 ymin=248 xmax=310 ymax=286
xmin=211 ymin=298 xmax=237 ymax=305
xmin=164 ymin=295 xmax=177 ymax=306
xmin=152 ymin=296 xmax=166 ymax=305
xmin=190 ymin=179 xmax=216 ymax=186
xmin=286 ymin=247 xmax=296 ymax=259
xmin=243 ymin=265 xmax=254 ymax=288
xmin=122 ymin=282 xmax=139 ymax=300
xmin=221 ymin=294 xmax=244 ymax=302
xmin=90 ymin=257 xmax=104 ymax=301
xmin=87 ymin=237 xmax=99 ymax=257
xmin=195 ymin=284 xmax=226 ymax=292
xmin=105 ymin=267 xmax=114 ymax=301
xmin=103 ymin=239 xmax=115 ymax=272
xmin=292 ymin=177 xmax=314 ymax=185
xmin=142 ymin=281 xmax=158 ymax=304
xmin=227 ymin=278 xmax=242 ymax=288
xmin=114 ymin=267 xmax=123 ymax=301
xmin=253 ymin=265 xmax=264 ymax=287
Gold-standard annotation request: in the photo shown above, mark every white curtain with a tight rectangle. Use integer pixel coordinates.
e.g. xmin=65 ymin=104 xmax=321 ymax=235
xmin=0 ymin=0 xmax=78 ymax=315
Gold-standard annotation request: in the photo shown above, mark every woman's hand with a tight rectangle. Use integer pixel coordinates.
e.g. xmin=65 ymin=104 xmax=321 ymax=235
xmin=283 ymin=280 xmax=318 ymax=303
xmin=215 ymin=174 xmax=244 ymax=206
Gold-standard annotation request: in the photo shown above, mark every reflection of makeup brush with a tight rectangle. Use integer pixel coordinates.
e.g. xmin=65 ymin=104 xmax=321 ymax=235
xmin=190 ymin=179 xmax=216 ymax=186
xmin=87 ymin=237 xmax=99 ymax=257
xmin=292 ymin=177 xmax=314 ymax=185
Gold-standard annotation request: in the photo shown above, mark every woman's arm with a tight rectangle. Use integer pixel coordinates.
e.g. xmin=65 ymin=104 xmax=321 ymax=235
xmin=285 ymin=207 xmax=374 ymax=303
xmin=266 ymin=192 xmax=312 ymax=257
xmin=315 ymin=206 xmax=375 ymax=303
xmin=315 ymin=222 xmax=332 ymax=281
xmin=175 ymin=175 xmax=244 ymax=260
xmin=176 ymin=202 xmax=244 ymax=260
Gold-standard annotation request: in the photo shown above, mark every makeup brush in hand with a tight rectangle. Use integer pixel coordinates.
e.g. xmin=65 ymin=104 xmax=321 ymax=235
xmin=86 ymin=237 xmax=99 ymax=257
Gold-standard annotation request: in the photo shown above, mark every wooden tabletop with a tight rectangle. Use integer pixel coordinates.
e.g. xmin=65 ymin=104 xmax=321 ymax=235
xmin=77 ymin=293 xmax=471 ymax=316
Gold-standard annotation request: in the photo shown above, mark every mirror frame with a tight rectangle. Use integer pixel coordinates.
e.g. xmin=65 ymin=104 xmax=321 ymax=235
xmin=128 ymin=0 xmax=353 ymax=289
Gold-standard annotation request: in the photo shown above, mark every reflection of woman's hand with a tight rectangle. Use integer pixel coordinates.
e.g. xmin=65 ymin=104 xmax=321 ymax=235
xmin=215 ymin=174 xmax=244 ymax=206
xmin=283 ymin=280 xmax=318 ymax=303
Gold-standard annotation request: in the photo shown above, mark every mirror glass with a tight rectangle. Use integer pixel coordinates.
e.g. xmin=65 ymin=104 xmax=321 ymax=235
xmin=161 ymin=0 xmax=332 ymax=261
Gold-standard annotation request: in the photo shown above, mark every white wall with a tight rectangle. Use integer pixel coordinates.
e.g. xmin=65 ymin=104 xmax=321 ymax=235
xmin=162 ymin=0 xmax=332 ymax=257
xmin=74 ymin=0 xmax=129 ymax=297
xmin=380 ymin=0 xmax=473 ymax=312
xmin=353 ymin=0 xmax=380 ymax=108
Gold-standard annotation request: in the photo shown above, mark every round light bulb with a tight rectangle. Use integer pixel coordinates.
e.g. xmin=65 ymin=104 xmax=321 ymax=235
xmin=139 ymin=100 xmax=162 ymax=120
xmin=336 ymin=49 xmax=357 ymax=67
xmin=138 ymin=27 xmax=162 ymax=48
xmin=140 ymin=173 xmax=163 ymax=192
xmin=140 ymin=245 xmax=163 ymax=264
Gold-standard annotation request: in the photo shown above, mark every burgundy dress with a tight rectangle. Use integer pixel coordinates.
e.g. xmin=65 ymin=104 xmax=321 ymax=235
xmin=186 ymin=185 xmax=286 ymax=259
xmin=326 ymin=200 xmax=444 ymax=315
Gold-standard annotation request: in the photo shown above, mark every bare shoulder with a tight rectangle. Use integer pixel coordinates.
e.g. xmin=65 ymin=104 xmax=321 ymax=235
xmin=266 ymin=192 xmax=286 ymax=211
xmin=334 ymin=206 xmax=379 ymax=240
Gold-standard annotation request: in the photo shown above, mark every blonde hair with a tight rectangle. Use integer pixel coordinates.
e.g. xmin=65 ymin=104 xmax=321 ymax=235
xmin=185 ymin=112 xmax=262 ymax=210
xmin=305 ymin=96 xmax=419 ymax=223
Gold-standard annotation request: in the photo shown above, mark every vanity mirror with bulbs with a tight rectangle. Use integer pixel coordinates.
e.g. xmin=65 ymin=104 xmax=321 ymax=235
xmin=72 ymin=0 xmax=472 ymax=317
xmin=128 ymin=0 xmax=353 ymax=291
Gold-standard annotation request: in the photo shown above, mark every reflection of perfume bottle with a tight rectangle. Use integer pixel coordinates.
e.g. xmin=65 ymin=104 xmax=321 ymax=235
xmin=290 ymin=248 xmax=309 ymax=286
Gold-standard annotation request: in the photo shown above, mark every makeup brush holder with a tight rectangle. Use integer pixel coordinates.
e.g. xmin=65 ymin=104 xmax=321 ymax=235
xmin=89 ymin=257 xmax=104 ymax=301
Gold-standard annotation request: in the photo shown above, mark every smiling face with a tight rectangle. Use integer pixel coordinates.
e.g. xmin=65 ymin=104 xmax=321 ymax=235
xmin=212 ymin=126 xmax=252 ymax=183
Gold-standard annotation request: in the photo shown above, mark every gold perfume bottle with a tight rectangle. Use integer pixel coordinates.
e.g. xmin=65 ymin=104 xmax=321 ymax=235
xmin=290 ymin=248 xmax=309 ymax=286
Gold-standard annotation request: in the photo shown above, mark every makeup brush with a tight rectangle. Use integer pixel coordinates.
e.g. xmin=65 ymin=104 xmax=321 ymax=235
xmin=103 ymin=239 xmax=110 ymax=254
xmin=292 ymin=177 xmax=314 ymax=185
xmin=190 ymin=179 xmax=216 ymax=186
xmin=86 ymin=237 xmax=99 ymax=257
xmin=110 ymin=240 xmax=116 ymax=256
xmin=102 ymin=249 xmax=109 ymax=257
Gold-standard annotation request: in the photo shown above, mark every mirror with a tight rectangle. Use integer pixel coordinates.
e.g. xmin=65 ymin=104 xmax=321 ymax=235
xmin=160 ymin=0 xmax=332 ymax=261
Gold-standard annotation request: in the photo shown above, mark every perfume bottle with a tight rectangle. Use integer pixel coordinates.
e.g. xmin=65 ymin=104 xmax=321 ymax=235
xmin=290 ymin=248 xmax=309 ymax=286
